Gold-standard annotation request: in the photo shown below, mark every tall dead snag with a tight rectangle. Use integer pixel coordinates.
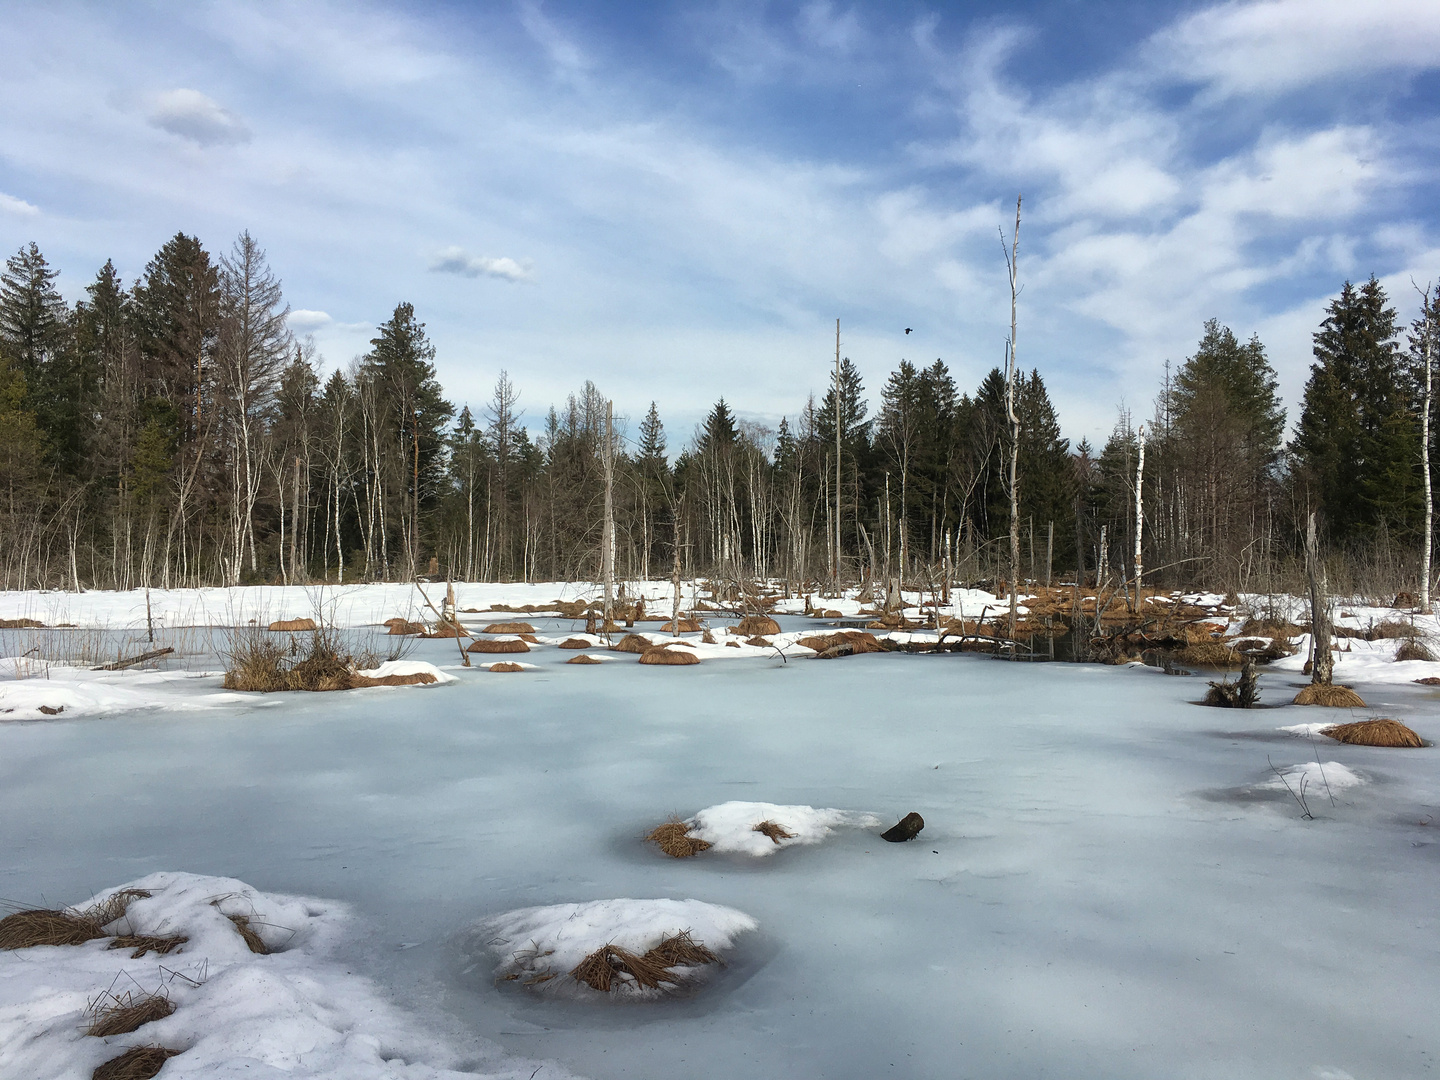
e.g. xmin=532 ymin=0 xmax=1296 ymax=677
xmin=1132 ymin=422 xmax=1146 ymax=612
xmin=601 ymin=399 xmax=616 ymax=627
xmin=671 ymin=493 xmax=684 ymax=637
xmin=1419 ymin=282 xmax=1436 ymax=614
xmin=1001 ymin=195 xmax=1022 ymax=651
xmin=834 ymin=318 xmax=842 ymax=595
xmin=1305 ymin=512 xmax=1333 ymax=686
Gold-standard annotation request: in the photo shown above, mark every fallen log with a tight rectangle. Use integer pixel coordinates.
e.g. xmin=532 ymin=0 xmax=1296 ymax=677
xmin=94 ymin=647 xmax=175 ymax=671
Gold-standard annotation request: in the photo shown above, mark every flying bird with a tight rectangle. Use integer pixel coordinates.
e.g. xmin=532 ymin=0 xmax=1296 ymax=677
xmin=904 ymin=327 xmax=913 ymax=334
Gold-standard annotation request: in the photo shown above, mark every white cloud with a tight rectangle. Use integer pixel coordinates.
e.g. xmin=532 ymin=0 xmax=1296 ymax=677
xmin=1149 ymin=0 xmax=1440 ymax=96
xmin=429 ymin=247 xmax=532 ymax=282
xmin=0 ymin=191 xmax=39 ymax=215
xmin=519 ymin=1 xmax=587 ymax=74
xmin=287 ymin=309 xmax=333 ymax=332
xmin=146 ymin=88 xmax=251 ymax=146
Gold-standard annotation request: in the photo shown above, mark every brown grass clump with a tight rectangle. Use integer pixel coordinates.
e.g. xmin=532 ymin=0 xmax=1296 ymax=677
xmin=639 ymin=647 xmax=700 ymax=665
xmin=1322 ymin=718 xmax=1424 ymax=747
xmin=226 ymin=913 xmax=270 ymax=954
xmin=745 ymin=636 xmax=772 ymax=647
xmin=821 ymin=608 xmax=844 ymax=618
xmin=350 ymin=671 xmax=437 ymax=687
xmin=569 ymin=931 xmax=721 ymax=993
xmin=0 ymin=909 xmax=105 ymax=949
xmin=1293 ymin=684 xmax=1368 ymax=707
xmin=702 ymin=628 xmax=717 ymax=644
xmin=646 ymin=820 xmax=712 ymax=858
xmin=489 ymin=662 xmax=525 ymax=672
xmin=1174 ymin=641 xmax=1241 ymax=667
xmin=86 ymin=889 xmax=152 ymax=928
xmin=483 ymin=621 xmax=536 ymax=634
xmin=554 ymin=600 xmax=588 ymax=618
xmin=735 ymin=615 xmax=781 ymax=636
xmin=91 ymin=1046 xmax=180 ymax=1080
xmin=558 ymin=637 xmax=591 ymax=649
xmin=797 ymin=631 xmax=882 ymax=656
xmin=1369 ymin=618 xmax=1418 ymax=640
xmin=268 ymin=617 xmax=316 ymax=632
xmin=425 ymin=621 xmax=470 ymax=639
xmin=612 ymin=633 xmax=654 ymax=653
xmin=661 ymin=619 xmax=701 ymax=632
xmin=1395 ymin=639 xmax=1436 ymax=662
xmin=384 ymin=618 xmax=426 ymax=636
xmin=467 ymin=637 xmax=530 ymax=653
xmin=86 ymin=991 xmax=175 ymax=1037
xmin=1238 ymin=617 xmax=1307 ymax=637
xmin=567 ymin=654 xmax=604 ymax=664
xmin=752 ymin=820 xmax=795 ymax=844
xmin=647 ymin=930 xmax=719 ymax=968
xmin=107 ymin=935 xmax=187 ymax=958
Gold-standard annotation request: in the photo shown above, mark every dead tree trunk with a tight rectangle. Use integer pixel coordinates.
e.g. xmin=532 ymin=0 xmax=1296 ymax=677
xmin=1132 ymin=422 xmax=1146 ymax=612
xmin=1002 ymin=195 xmax=1022 ymax=652
xmin=1305 ymin=512 xmax=1333 ymax=686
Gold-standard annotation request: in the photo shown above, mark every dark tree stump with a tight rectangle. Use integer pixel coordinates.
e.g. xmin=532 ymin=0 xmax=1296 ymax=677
xmin=881 ymin=812 xmax=924 ymax=842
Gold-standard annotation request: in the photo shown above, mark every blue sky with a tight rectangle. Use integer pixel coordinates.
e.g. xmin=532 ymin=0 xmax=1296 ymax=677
xmin=2 ymin=0 xmax=1438 ymax=451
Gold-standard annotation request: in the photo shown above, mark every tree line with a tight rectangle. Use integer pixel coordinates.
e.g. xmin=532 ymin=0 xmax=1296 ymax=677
xmin=1 ymin=232 xmax=1436 ymax=596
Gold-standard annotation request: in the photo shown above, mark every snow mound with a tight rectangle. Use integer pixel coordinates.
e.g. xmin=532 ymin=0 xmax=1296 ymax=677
xmin=1279 ymin=723 xmax=1332 ymax=736
xmin=687 ymin=801 xmax=881 ymax=856
xmin=0 ymin=871 xmax=571 ymax=1080
xmin=1262 ymin=761 xmax=1366 ymax=792
xmin=480 ymin=898 xmax=757 ymax=999
xmin=354 ymin=659 xmax=457 ymax=684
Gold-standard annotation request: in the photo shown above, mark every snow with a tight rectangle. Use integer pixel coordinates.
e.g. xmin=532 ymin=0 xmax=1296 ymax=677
xmin=685 ymin=801 xmax=881 ymax=856
xmin=1262 ymin=761 xmax=1366 ymax=793
xmin=0 ymin=872 xmax=579 ymax=1080
xmin=356 ymin=659 xmax=457 ymax=684
xmin=476 ymin=898 xmax=757 ymax=999
xmin=2 ymin=584 xmax=1439 ymax=1079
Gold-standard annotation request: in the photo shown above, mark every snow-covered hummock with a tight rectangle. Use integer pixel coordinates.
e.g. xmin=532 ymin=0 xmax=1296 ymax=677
xmin=1262 ymin=761 xmax=1365 ymax=793
xmin=356 ymin=659 xmax=457 ymax=684
xmin=685 ymin=801 xmax=881 ymax=857
xmin=479 ymin=898 xmax=757 ymax=999
xmin=0 ymin=872 xmax=576 ymax=1080
xmin=0 ymin=659 xmax=259 ymax=722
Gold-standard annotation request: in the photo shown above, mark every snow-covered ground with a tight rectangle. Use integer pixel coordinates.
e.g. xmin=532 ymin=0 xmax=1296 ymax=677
xmin=2 ymin=585 xmax=1439 ymax=1079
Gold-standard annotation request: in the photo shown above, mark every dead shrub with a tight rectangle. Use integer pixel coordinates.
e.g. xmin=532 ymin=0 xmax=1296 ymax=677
xmin=646 ymin=820 xmax=712 ymax=858
xmin=467 ymin=638 xmax=530 ymax=653
xmin=225 ymin=626 xmax=406 ymax=692
xmin=566 ymin=654 xmax=603 ymax=665
xmin=612 ymin=634 xmax=654 ymax=653
xmin=1369 ymin=619 xmax=1417 ymax=640
xmin=86 ymin=990 xmax=175 ymax=1037
xmin=91 ymin=1046 xmax=180 ymax=1080
xmin=558 ymin=637 xmax=592 ymax=649
xmin=735 ymin=615 xmax=781 ymax=636
xmin=268 ymin=617 xmax=316 ymax=632
xmin=0 ymin=909 xmax=105 ymax=949
xmin=1293 ymin=684 xmax=1367 ymax=707
xmin=1395 ymin=639 xmax=1435 ymax=662
xmin=226 ymin=913 xmax=270 ymax=954
xmin=752 ymin=820 xmax=795 ymax=844
xmin=1322 ymin=718 xmax=1424 ymax=747
xmin=483 ymin=621 xmax=535 ymax=634
xmin=107 ymin=935 xmax=187 ymax=958
xmin=489 ymin=662 xmax=526 ymax=672
xmin=639 ymin=647 xmax=700 ymax=665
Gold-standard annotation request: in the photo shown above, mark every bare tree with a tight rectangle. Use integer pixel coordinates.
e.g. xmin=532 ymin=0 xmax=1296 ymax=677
xmin=1001 ymin=195 xmax=1022 ymax=648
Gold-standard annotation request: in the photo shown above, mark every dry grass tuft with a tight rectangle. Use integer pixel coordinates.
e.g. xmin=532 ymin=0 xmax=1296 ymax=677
xmin=467 ymin=638 xmax=529 ymax=653
xmin=1174 ymin=641 xmax=1241 ymax=667
xmin=85 ymin=889 xmax=152 ymax=929
xmin=225 ymin=627 xmax=408 ymax=692
xmin=1238 ymin=617 xmax=1307 ymax=637
xmin=639 ymin=647 xmax=700 ymax=665
xmin=1322 ymin=718 xmax=1424 ymax=747
xmin=1395 ymin=639 xmax=1435 ymax=662
xmin=268 ymin=617 xmax=316 ymax=632
xmin=569 ymin=930 xmax=721 ymax=993
xmin=744 ymin=636 xmax=772 ymax=647
xmin=384 ymin=618 xmax=427 ymax=636
xmin=0 ymin=909 xmax=105 ymax=949
xmin=646 ymin=820 xmax=712 ymax=858
xmin=107 ymin=935 xmax=187 ymax=959
xmin=91 ymin=1045 xmax=180 ymax=1080
xmin=350 ymin=671 xmax=436 ymax=687
xmin=86 ymin=991 xmax=175 ymax=1037
xmin=797 ymin=631 xmax=882 ymax=657
xmin=661 ymin=619 xmax=701 ymax=632
xmin=612 ymin=633 xmax=654 ymax=653
xmin=558 ymin=637 xmax=592 ymax=649
xmin=1370 ymin=618 xmax=1418 ymax=640
xmin=647 ymin=930 xmax=719 ymax=968
xmin=489 ymin=662 xmax=525 ymax=672
xmin=752 ymin=820 xmax=795 ymax=844
xmin=1293 ymin=684 xmax=1368 ymax=707
xmin=735 ymin=615 xmax=781 ymax=636
xmin=483 ymin=621 xmax=536 ymax=634
xmin=567 ymin=654 xmax=604 ymax=664
xmin=226 ymin=913 xmax=270 ymax=954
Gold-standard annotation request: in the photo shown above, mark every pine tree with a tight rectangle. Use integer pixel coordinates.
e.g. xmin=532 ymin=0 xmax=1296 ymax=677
xmin=0 ymin=242 xmax=79 ymax=468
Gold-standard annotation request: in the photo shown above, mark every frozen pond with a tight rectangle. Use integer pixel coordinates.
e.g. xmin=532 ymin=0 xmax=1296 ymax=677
xmin=2 ymin=629 xmax=1438 ymax=1079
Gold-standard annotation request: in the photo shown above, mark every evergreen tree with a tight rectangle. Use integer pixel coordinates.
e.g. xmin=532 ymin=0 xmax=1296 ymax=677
xmin=637 ymin=401 xmax=667 ymax=470
xmin=0 ymin=243 xmax=79 ymax=468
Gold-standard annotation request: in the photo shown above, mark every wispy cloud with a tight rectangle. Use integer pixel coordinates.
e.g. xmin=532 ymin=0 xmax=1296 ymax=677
xmin=287 ymin=309 xmax=333 ymax=332
xmin=0 ymin=191 xmax=39 ymax=216
xmin=429 ymin=247 xmax=532 ymax=282
xmin=146 ymin=88 xmax=251 ymax=146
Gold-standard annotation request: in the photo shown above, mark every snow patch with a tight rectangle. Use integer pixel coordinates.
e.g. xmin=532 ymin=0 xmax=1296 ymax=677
xmin=356 ymin=659 xmax=456 ymax=684
xmin=1262 ymin=761 xmax=1365 ymax=793
xmin=686 ymin=801 xmax=881 ymax=856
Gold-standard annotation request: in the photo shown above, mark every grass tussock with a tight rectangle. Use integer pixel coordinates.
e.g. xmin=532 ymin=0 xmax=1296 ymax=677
xmin=1395 ymin=639 xmax=1436 ymax=662
xmin=661 ymin=618 xmax=701 ymax=632
xmin=466 ymin=638 xmax=530 ymax=653
xmin=489 ymin=662 xmax=525 ymax=672
xmin=558 ymin=637 xmax=592 ymax=649
xmin=1322 ymin=718 xmax=1424 ymax=747
xmin=384 ymin=618 xmax=426 ymax=636
xmin=639 ymin=646 xmax=700 ymax=665
xmin=1369 ymin=618 xmax=1418 ymax=640
xmin=1174 ymin=641 xmax=1241 ymax=667
xmin=1293 ymin=684 xmax=1368 ymax=707
xmin=86 ymin=990 xmax=175 ymax=1037
xmin=566 ymin=654 xmax=603 ymax=664
xmin=646 ymin=819 xmax=712 ymax=858
xmin=267 ymin=617 xmax=316 ymax=632
xmin=483 ymin=621 xmax=536 ymax=634
xmin=745 ymin=636 xmax=772 ymax=647
xmin=0 ymin=909 xmax=105 ymax=949
xmin=612 ymin=633 xmax=654 ymax=653
xmin=752 ymin=820 xmax=796 ymax=844
xmin=569 ymin=930 xmax=721 ymax=993
xmin=91 ymin=1045 xmax=180 ymax=1080
xmin=734 ymin=615 xmax=781 ymax=636
xmin=224 ymin=626 xmax=409 ymax=692
xmin=797 ymin=631 xmax=883 ymax=657
xmin=107 ymin=935 xmax=187 ymax=958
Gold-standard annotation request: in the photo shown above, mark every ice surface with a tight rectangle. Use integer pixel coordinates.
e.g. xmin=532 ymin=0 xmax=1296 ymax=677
xmin=479 ymin=898 xmax=757 ymax=998
xmin=0 ymin=871 xmax=579 ymax=1080
xmin=686 ymin=801 xmax=881 ymax=856
xmin=2 ymin=590 xmax=1439 ymax=1080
